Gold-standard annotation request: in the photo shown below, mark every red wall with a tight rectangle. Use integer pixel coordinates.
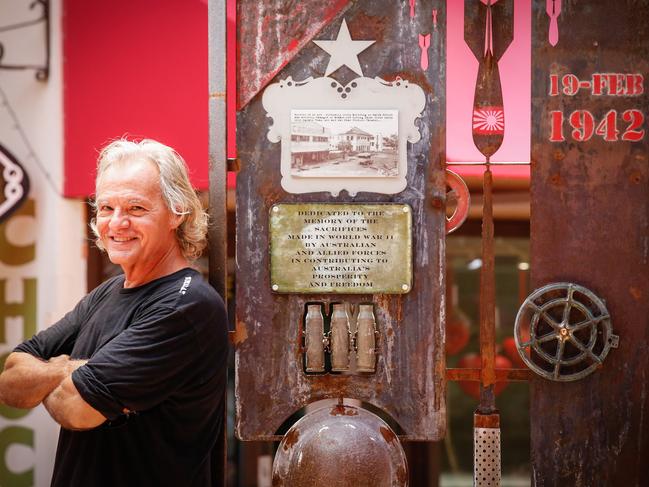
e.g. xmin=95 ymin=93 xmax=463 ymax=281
xmin=63 ymin=0 xmax=209 ymax=197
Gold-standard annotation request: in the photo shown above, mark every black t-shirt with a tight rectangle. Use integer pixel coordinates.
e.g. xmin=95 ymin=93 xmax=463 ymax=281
xmin=15 ymin=268 xmax=228 ymax=487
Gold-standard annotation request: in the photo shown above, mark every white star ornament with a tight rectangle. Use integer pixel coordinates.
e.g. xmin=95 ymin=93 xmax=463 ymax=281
xmin=313 ymin=19 xmax=375 ymax=77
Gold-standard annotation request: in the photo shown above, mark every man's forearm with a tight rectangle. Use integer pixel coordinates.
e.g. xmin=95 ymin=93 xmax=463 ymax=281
xmin=0 ymin=352 xmax=75 ymax=409
xmin=43 ymin=376 xmax=107 ymax=430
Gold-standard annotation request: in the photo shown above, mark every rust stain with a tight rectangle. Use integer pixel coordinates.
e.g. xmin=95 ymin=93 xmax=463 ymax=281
xmin=629 ymin=170 xmax=643 ymax=184
xmin=431 ymin=196 xmax=444 ymax=209
xmin=231 ymin=319 xmax=249 ymax=345
xmin=474 ymin=412 xmax=500 ymax=429
xmin=630 ymin=287 xmax=642 ymax=301
xmin=381 ymin=71 xmax=433 ymax=93
xmin=282 ymin=428 xmax=299 ymax=451
xmin=396 ymin=465 xmax=408 ymax=484
xmin=379 ymin=426 xmax=396 ymax=444
xmin=393 ymin=295 xmax=404 ymax=323
xmin=349 ymin=12 xmax=388 ymax=43
xmin=330 ymin=404 xmax=359 ymax=416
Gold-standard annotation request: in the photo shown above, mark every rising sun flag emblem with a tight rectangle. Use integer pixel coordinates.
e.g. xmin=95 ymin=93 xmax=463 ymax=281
xmin=472 ymin=106 xmax=505 ymax=135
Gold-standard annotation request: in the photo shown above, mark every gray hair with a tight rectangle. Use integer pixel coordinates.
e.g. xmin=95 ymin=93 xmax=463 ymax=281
xmin=90 ymin=138 xmax=208 ymax=260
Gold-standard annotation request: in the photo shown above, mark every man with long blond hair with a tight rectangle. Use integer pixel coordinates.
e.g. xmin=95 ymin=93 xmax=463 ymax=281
xmin=0 ymin=138 xmax=228 ymax=486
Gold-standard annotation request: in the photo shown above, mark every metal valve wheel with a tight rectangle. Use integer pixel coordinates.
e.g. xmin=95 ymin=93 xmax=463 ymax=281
xmin=514 ymin=282 xmax=619 ymax=382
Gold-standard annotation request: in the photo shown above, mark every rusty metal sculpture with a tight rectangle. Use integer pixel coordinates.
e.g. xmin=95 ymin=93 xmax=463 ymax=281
xmin=464 ymin=1 xmax=513 ymax=485
xmin=234 ymin=0 xmax=448 ymax=442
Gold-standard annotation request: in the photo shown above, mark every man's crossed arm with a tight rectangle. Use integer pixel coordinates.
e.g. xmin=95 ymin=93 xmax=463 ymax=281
xmin=0 ymin=352 xmax=106 ymax=430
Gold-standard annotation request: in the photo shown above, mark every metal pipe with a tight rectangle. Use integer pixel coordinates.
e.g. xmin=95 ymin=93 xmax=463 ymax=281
xmin=208 ymin=0 xmax=228 ymax=301
xmin=479 ymin=161 xmax=497 ymax=414
xmin=474 ymin=158 xmax=501 ymax=487
xmin=208 ymin=0 xmax=228 ymax=484
xmin=446 ymin=368 xmax=532 ymax=382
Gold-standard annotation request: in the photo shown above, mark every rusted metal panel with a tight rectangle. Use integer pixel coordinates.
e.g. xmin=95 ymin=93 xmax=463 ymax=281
xmin=531 ymin=1 xmax=649 ymax=485
xmin=236 ymin=0 xmax=447 ymax=440
xmin=237 ymin=0 xmax=351 ymax=109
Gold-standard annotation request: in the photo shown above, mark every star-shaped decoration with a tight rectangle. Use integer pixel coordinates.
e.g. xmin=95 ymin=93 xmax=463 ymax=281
xmin=313 ymin=19 xmax=375 ymax=77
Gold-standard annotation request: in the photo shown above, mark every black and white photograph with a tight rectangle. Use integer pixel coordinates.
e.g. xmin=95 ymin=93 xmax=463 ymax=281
xmin=289 ymin=109 xmax=399 ymax=177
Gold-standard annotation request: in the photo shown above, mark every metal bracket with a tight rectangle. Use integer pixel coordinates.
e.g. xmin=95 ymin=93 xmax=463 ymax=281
xmin=0 ymin=0 xmax=50 ymax=81
xmin=445 ymin=169 xmax=471 ymax=234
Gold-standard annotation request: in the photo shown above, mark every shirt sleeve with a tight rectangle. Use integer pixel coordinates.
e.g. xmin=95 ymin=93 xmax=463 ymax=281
xmin=13 ymin=297 xmax=89 ymax=359
xmin=71 ymin=305 xmax=206 ymax=420
xmin=13 ymin=277 xmax=118 ymax=359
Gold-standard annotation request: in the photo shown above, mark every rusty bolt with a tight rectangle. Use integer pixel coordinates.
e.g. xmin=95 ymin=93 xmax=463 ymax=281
xmin=430 ymin=196 xmax=444 ymax=209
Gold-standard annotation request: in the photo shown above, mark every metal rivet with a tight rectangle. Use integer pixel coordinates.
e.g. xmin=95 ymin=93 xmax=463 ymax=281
xmin=402 ymin=206 xmax=409 ymax=212
xmin=402 ymin=284 xmax=409 ymax=291
xmin=272 ymin=284 xmax=279 ymax=291
xmin=272 ymin=206 xmax=279 ymax=212
xmin=430 ymin=196 xmax=443 ymax=209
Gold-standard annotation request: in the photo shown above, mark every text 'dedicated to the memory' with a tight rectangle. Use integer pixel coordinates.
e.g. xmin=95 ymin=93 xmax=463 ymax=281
xmin=269 ymin=203 xmax=412 ymax=294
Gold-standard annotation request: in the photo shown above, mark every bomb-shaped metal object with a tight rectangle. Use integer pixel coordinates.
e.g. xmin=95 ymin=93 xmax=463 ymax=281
xmin=355 ymin=304 xmax=378 ymax=373
xmin=330 ymin=304 xmax=351 ymax=372
xmin=304 ymin=304 xmax=325 ymax=373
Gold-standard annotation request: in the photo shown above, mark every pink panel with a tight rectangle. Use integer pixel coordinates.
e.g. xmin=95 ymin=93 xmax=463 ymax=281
xmin=446 ymin=0 xmax=531 ymax=164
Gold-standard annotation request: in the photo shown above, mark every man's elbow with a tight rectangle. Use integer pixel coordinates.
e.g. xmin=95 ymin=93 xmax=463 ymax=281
xmin=57 ymin=413 xmax=104 ymax=431
xmin=44 ymin=379 xmax=107 ymax=431
xmin=47 ymin=400 xmax=105 ymax=431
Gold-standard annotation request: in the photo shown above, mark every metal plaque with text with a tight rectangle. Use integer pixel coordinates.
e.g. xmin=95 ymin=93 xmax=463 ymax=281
xmin=269 ymin=203 xmax=412 ymax=294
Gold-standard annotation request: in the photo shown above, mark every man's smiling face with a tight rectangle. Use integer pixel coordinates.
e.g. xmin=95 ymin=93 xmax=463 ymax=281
xmin=95 ymin=158 xmax=181 ymax=271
